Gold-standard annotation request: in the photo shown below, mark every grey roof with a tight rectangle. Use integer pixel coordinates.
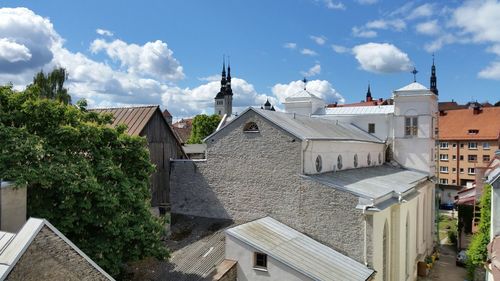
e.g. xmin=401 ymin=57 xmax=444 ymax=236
xmin=0 ymin=218 xmax=114 ymax=280
xmin=226 ymin=217 xmax=374 ymax=281
xmin=323 ymin=105 xmax=394 ymax=115
xmin=307 ymin=164 xmax=428 ymax=204
xmin=208 ymin=107 xmax=383 ymax=143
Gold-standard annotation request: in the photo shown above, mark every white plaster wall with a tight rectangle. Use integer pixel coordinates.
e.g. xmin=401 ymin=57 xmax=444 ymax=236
xmin=302 ymin=140 xmax=385 ymax=174
xmin=225 ymin=235 xmax=314 ymax=281
xmin=284 ymin=102 xmax=313 ymax=116
xmin=492 ymin=186 xmax=500 ymax=237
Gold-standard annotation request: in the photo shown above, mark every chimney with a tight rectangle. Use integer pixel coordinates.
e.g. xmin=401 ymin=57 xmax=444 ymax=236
xmin=472 ymin=104 xmax=482 ymax=115
xmin=0 ymin=180 xmax=27 ymax=232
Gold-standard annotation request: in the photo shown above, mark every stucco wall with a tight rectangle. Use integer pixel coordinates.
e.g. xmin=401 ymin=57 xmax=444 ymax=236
xmin=171 ymin=110 xmax=366 ymax=261
xmin=6 ymin=226 xmax=109 ymax=281
xmin=225 ymin=235 xmax=314 ymax=281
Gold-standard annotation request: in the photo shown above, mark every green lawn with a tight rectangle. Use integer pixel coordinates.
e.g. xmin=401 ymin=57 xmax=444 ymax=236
xmin=438 ymin=212 xmax=458 ymax=242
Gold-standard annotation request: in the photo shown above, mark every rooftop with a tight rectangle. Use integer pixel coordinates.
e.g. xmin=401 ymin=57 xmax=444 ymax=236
xmin=90 ymin=105 xmax=159 ymax=136
xmin=438 ymin=106 xmax=500 ymax=140
xmin=307 ymin=164 xmax=428 ymax=204
xmin=395 ymin=82 xmax=429 ymax=92
xmin=323 ymin=105 xmax=394 ymax=115
xmin=226 ymin=217 xmax=374 ymax=281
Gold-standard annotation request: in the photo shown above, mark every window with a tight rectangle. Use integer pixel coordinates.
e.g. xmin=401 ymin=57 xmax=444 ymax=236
xmin=468 ymin=142 xmax=478 ymax=149
xmin=452 ymin=155 xmax=457 ymax=161
xmin=337 ymin=155 xmax=343 ymax=170
xmin=468 ymin=129 xmax=479 ymax=134
xmin=439 ymin=154 xmax=448 ymax=161
xmin=460 ymin=168 xmax=464 ymax=174
xmin=243 ymin=122 xmax=259 ymax=132
xmin=459 ymin=155 xmax=464 ymax=161
xmin=439 ymin=142 xmax=449 ymax=149
xmin=367 ymin=153 xmax=371 ymax=165
xmin=440 ymin=166 xmax=449 ymax=173
xmin=315 ymin=155 xmax=322 ymax=172
xmin=254 ymin=252 xmax=267 ymax=269
xmin=368 ymin=123 xmax=375 ymax=134
xmin=468 ymin=155 xmax=477 ymax=162
xmin=452 ymin=180 xmax=456 ymax=184
xmin=452 ymin=143 xmax=457 ymax=148
xmin=440 ymin=179 xmax=449 ymax=184
xmin=405 ymin=117 xmax=418 ymax=136
xmin=483 ymin=143 xmax=491 ymax=150
xmin=353 ymin=154 xmax=358 ymax=168
xmin=452 ymin=167 xmax=457 ymax=173
xmin=484 ymin=155 xmax=491 ymax=162
xmin=468 ymin=168 xmax=476 ymax=175
xmin=460 ymin=143 xmax=465 ymax=148
xmin=378 ymin=152 xmax=382 ymax=164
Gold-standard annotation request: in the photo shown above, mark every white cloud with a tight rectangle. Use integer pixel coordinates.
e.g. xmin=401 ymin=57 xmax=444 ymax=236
xmin=197 ymin=74 xmax=220 ymax=82
xmin=0 ymin=38 xmax=32 ymax=62
xmin=478 ymin=61 xmax=500 ymax=80
xmin=352 ymin=43 xmax=412 ymax=73
xmin=331 ymin=44 xmax=350 ymax=53
xmin=415 ymin=20 xmax=440 ymax=36
xmin=283 ymin=42 xmax=297 ymax=49
xmin=301 ymin=48 xmax=318 ymax=56
xmin=90 ymin=38 xmax=184 ymax=81
xmin=407 ymin=3 xmax=435 ymax=20
xmin=352 ymin=27 xmax=377 ymax=38
xmin=365 ymin=19 xmax=406 ymax=31
xmin=451 ymin=0 xmax=500 ymax=44
xmin=356 ymin=0 xmax=377 ymax=4
xmin=487 ymin=44 xmax=500 ymax=56
xmin=96 ymin=28 xmax=113 ymax=36
xmin=423 ymin=34 xmax=456 ymax=52
xmin=301 ymin=64 xmax=321 ymax=77
xmin=323 ymin=0 xmax=346 ymax=10
xmin=272 ymin=79 xmax=344 ymax=104
xmin=310 ymin=35 xmax=327 ymax=45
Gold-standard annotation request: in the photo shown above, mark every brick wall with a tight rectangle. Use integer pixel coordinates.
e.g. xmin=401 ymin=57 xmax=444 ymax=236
xmin=171 ymin=110 xmax=366 ymax=262
xmin=7 ymin=226 xmax=110 ymax=281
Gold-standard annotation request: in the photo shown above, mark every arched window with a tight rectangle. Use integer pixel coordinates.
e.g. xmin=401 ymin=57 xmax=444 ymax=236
xmin=337 ymin=155 xmax=343 ymax=170
xmin=406 ymin=212 xmax=411 ymax=278
xmin=315 ymin=155 xmax=322 ymax=172
xmin=383 ymin=220 xmax=389 ymax=281
xmin=354 ymin=154 xmax=358 ymax=168
xmin=243 ymin=122 xmax=259 ymax=132
xmin=378 ymin=152 xmax=382 ymax=164
xmin=367 ymin=153 xmax=371 ymax=166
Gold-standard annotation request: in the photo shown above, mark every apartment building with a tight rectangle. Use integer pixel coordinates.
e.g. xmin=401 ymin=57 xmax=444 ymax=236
xmin=437 ymin=105 xmax=500 ymax=187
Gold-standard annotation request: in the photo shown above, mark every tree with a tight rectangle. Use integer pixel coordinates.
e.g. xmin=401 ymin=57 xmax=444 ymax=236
xmin=28 ymin=68 xmax=72 ymax=104
xmin=0 ymin=85 xmax=167 ymax=276
xmin=187 ymin=114 xmax=222 ymax=144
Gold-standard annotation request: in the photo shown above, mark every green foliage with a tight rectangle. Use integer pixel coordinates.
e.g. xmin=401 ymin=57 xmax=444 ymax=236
xmin=0 ymin=86 xmax=167 ymax=276
xmin=27 ymin=68 xmax=72 ymax=104
xmin=466 ymin=184 xmax=492 ymax=277
xmin=187 ymin=114 xmax=221 ymax=144
xmin=447 ymin=229 xmax=457 ymax=245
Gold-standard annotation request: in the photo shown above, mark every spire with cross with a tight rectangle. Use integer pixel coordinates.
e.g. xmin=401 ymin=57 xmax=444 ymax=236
xmin=411 ymin=67 xmax=418 ymax=82
xmin=302 ymin=77 xmax=308 ymax=90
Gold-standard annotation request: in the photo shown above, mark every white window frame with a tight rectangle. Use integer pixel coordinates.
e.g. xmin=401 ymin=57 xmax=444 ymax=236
xmin=439 ymin=142 xmax=449 ymax=149
xmin=439 ymin=154 xmax=448 ymax=161
xmin=468 ymin=142 xmax=478 ymax=149
xmin=440 ymin=178 xmax=448 ymax=184
xmin=483 ymin=142 xmax=491 ymax=150
xmin=439 ymin=166 xmax=449 ymax=173
xmin=405 ymin=117 xmax=418 ymax=137
xmin=468 ymin=168 xmax=476 ymax=175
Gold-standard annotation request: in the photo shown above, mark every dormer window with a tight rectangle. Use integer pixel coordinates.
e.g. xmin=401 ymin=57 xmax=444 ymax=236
xmin=468 ymin=129 xmax=479 ymax=135
xmin=243 ymin=122 xmax=259 ymax=132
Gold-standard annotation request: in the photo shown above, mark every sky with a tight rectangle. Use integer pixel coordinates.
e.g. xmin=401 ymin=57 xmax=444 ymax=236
xmin=0 ymin=0 xmax=499 ymax=119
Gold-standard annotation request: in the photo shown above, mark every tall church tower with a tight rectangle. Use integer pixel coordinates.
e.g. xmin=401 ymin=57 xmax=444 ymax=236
xmin=214 ymin=58 xmax=233 ymax=116
xmin=430 ymin=56 xmax=438 ymax=95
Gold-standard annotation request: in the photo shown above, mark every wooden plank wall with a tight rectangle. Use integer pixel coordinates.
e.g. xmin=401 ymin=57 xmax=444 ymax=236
xmin=141 ymin=110 xmax=184 ymax=208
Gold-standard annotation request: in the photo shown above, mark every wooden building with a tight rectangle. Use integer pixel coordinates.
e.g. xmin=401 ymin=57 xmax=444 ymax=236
xmin=91 ymin=105 xmax=185 ymax=211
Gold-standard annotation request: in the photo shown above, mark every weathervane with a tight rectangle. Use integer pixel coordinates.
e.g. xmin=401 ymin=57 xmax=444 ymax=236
xmin=303 ymin=77 xmax=308 ymax=90
xmin=411 ymin=67 xmax=418 ymax=82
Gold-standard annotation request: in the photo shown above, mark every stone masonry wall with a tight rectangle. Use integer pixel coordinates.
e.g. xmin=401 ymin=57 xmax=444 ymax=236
xmin=7 ymin=226 xmax=110 ymax=281
xmin=171 ymin=110 xmax=366 ymax=262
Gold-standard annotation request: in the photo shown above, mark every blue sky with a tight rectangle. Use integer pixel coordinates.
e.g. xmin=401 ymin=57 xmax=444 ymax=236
xmin=0 ymin=0 xmax=499 ymax=118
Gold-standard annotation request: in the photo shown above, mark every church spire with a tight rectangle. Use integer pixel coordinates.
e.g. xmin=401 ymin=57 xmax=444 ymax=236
xmin=430 ymin=54 xmax=438 ymax=95
xmin=366 ymin=83 xmax=372 ymax=102
xmin=220 ymin=56 xmax=227 ymax=90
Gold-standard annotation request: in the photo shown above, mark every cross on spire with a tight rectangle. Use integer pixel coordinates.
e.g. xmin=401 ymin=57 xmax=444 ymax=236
xmin=302 ymin=77 xmax=308 ymax=90
xmin=411 ymin=67 xmax=418 ymax=82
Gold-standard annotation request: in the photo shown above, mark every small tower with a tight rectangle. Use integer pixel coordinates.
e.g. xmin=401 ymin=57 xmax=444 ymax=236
xmin=214 ymin=57 xmax=233 ymax=116
xmin=264 ymin=99 xmax=272 ymax=110
xmin=430 ymin=55 xmax=438 ymax=95
xmin=366 ymin=83 xmax=372 ymax=102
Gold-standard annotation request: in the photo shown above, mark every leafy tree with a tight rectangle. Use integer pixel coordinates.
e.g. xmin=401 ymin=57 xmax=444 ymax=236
xmin=27 ymin=68 xmax=72 ymax=104
xmin=187 ymin=114 xmax=221 ymax=144
xmin=466 ymin=184 xmax=491 ymax=278
xmin=0 ymin=85 xmax=167 ymax=276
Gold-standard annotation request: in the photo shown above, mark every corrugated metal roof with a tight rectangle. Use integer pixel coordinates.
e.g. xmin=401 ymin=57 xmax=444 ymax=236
xmin=226 ymin=217 xmax=374 ymax=281
xmin=0 ymin=218 xmax=114 ymax=280
xmin=91 ymin=106 xmax=158 ymax=136
xmin=323 ymin=105 xmax=394 ymax=115
xmin=308 ymin=164 xmax=428 ymax=202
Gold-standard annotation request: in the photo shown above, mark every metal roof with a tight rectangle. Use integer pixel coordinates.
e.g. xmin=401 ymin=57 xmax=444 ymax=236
xmin=209 ymin=107 xmax=383 ymax=143
xmin=323 ymin=105 xmax=394 ymax=115
xmin=307 ymin=164 xmax=428 ymax=203
xmin=0 ymin=218 xmax=114 ymax=280
xmin=395 ymin=82 xmax=428 ymax=92
xmin=90 ymin=105 xmax=158 ymax=136
xmin=284 ymin=89 xmax=323 ymax=101
xmin=226 ymin=217 xmax=374 ymax=281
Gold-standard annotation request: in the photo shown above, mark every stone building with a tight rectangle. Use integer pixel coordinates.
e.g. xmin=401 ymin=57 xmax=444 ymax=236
xmin=214 ymin=59 xmax=233 ymax=117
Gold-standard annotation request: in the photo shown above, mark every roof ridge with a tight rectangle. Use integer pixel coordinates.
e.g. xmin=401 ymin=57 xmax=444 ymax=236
xmin=89 ymin=104 xmax=159 ymax=110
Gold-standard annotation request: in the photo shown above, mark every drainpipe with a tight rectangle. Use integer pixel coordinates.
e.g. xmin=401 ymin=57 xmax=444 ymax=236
xmin=302 ymin=139 xmax=310 ymax=174
xmin=362 ymin=205 xmax=372 ymax=266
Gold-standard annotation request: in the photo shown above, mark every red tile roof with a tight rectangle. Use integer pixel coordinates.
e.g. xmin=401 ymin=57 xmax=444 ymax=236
xmin=438 ymin=107 xmax=500 ymax=140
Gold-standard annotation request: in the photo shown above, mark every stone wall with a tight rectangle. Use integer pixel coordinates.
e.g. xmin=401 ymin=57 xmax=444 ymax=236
xmin=171 ymin=110 xmax=366 ymax=262
xmin=7 ymin=226 xmax=110 ymax=281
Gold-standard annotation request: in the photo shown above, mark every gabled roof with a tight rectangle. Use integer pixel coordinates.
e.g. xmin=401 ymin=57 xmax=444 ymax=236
xmin=206 ymin=107 xmax=383 ymax=143
xmin=323 ymin=105 xmax=394 ymax=115
xmin=284 ymin=89 xmax=323 ymax=101
xmin=438 ymin=107 xmax=500 ymax=140
xmin=307 ymin=164 xmax=428 ymax=204
xmin=91 ymin=105 xmax=158 ymax=136
xmin=226 ymin=217 xmax=375 ymax=281
xmin=395 ymin=82 xmax=428 ymax=92
xmin=0 ymin=218 xmax=114 ymax=280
